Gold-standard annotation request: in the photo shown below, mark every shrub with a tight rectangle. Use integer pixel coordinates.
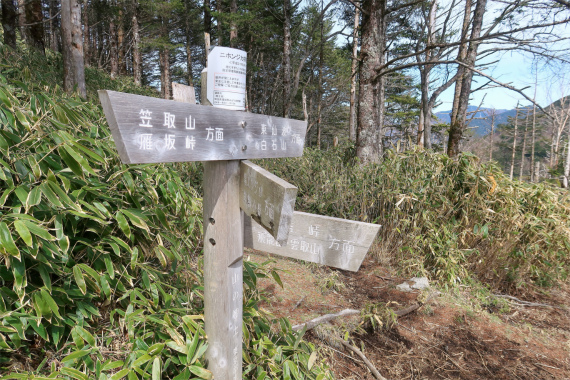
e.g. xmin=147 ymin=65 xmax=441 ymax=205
xmin=259 ymin=143 xmax=570 ymax=290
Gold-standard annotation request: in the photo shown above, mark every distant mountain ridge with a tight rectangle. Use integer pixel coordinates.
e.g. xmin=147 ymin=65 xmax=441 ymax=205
xmin=434 ymin=96 xmax=570 ymax=136
xmin=435 ymin=106 xmax=513 ymax=136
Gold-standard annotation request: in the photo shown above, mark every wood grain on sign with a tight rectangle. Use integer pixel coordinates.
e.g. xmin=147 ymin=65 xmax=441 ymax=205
xmin=240 ymin=160 xmax=297 ymax=244
xmin=203 ymin=161 xmax=243 ymax=380
xmin=98 ymin=90 xmax=307 ymax=164
xmin=172 ymin=82 xmax=196 ymax=104
xmin=244 ymin=212 xmax=381 ymax=272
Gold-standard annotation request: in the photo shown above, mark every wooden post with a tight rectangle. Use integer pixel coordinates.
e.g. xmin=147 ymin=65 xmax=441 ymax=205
xmin=199 ymin=75 xmax=243 ymax=380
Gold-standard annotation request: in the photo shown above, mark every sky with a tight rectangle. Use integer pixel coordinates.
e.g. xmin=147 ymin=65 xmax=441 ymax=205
xmin=433 ymin=50 xmax=570 ymax=113
xmin=321 ymin=0 xmax=570 ymax=113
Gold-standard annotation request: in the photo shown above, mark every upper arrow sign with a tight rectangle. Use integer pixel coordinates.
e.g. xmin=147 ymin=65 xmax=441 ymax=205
xmin=98 ymin=90 xmax=307 ymax=164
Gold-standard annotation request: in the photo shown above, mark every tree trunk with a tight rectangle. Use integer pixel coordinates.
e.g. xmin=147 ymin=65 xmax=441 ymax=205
xmin=489 ymin=111 xmax=495 ymax=161
xmin=109 ymin=15 xmax=119 ymax=79
xmin=447 ymin=0 xmax=487 ymax=158
xmin=282 ymin=0 xmax=292 ymax=118
xmin=61 ymin=0 xmax=86 ymax=98
xmin=230 ymin=0 xmax=237 ymax=47
xmin=25 ymin=0 xmax=45 ymax=54
xmin=530 ymin=101 xmax=537 ymax=182
xmin=160 ymin=47 xmax=172 ymax=99
xmin=520 ymin=111 xmax=530 ymax=180
xmin=1 ymin=0 xmax=17 ymax=49
xmin=132 ymin=0 xmax=142 ymax=85
xmin=49 ymin=0 xmax=60 ymax=51
xmin=204 ymin=0 xmax=211 ymax=64
xmin=420 ymin=0 xmax=437 ymax=149
xmin=17 ymin=0 xmax=28 ymax=43
xmin=349 ymin=6 xmax=360 ymax=142
xmin=316 ymin=0 xmax=324 ymax=149
xmin=83 ymin=0 xmax=90 ymax=65
xmin=417 ymin=109 xmax=424 ymax=146
xmin=509 ymin=105 xmax=519 ymax=180
xmin=184 ymin=0 xmax=194 ymax=86
xmin=449 ymin=0 xmax=471 ymax=127
xmin=563 ymin=124 xmax=570 ymax=188
xmin=217 ymin=0 xmax=223 ymax=46
xmin=118 ymin=8 xmax=127 ymax=75
xmin=356 ymin=0 xmax=386 ymax=163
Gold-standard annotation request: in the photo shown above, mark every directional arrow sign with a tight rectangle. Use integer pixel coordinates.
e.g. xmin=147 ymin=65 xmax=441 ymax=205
xmin=240 ymin=160 xmax=297 ymax=244
xmin=244 ymin=212 xmax=381 ymax=272
xmin=98 ymin=90 xmax=307 ymax=164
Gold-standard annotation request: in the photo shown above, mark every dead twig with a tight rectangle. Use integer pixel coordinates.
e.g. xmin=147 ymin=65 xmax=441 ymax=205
xmin=395 ymin=291 xmax=440 ymax=318
xmin=291 ymin=296 xmax=306 ymax=311
xmin=337 ymin=339 xmax=389 ymax=380
xmin=292 ymin=309 xmax=360 ymax=331
xmin=493 ymin=294 xmax=563 ymax=309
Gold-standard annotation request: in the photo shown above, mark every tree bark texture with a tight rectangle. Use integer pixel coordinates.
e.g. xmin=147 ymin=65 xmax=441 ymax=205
xmin=132 ymin=0 xmax=142 ymax=86
xmin=230 ymin=0 xmax=237 ymax=47
xmin=563 ymin=122 xmax=570 ymax=188
xmin=25 ymin=0 xmax=45 ymax=54
xmin=160 ymin=48 xmax=172 ymax=99
xmin=185 ymin=0 xmax=194 ymax=86
xmin=282 ymin=0 xmax=292 ymax=118
xmin=349 ymin=6 xmax=360 ymax=142
xmin=109 ymin=15 xmax=119 ymax=79
xmin=520 ymin=111 xmax=530 ymax=180
xmin=49 ymin=0 xmax=60 ymax=52
xmin=449 ymin=0 xmax=471 ymax=127
xmin=118 ymin=8 xmax=127 ymax=75
xmin=509 ymin=105 xmax=519 ymax=180
xmin=61 ymin=0 xmax=86 ymax=98
xmin=17 ymin=0 xmax=28 ymax=43
xmin=83 ymin=0 xmax=90 ymax=65
xmin=1 ymin=0 xmax=17 ymax=49
xmin=356 ymin=0 xmax=386 ymax=163
xmin=530 ymin=100 xmax=537 ymax=182
xmin=217 ymin=0 xmax=223 ymax=46
xmin=419 ymin=0 xmax=437 ymax=149
xmin=447 ymin=0 xmax=487 ymax=157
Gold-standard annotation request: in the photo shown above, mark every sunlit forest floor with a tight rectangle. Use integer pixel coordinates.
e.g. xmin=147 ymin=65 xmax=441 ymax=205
xmin=248 ymin=249 xmax=570 ymax=379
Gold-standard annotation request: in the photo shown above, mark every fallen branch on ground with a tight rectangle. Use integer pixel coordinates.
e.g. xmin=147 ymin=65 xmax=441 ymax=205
xmin=291 ymin=296 xmax=306 ymax=311
xmin=292 ymin=309 xmax=360 ymax=331
xmin=395 ymin=291 xmax=441 ymax=318
xmin=337 ymin=338 xmax=389 ymax=380
xmin=493 ymin=294 xmax=562 ymax=309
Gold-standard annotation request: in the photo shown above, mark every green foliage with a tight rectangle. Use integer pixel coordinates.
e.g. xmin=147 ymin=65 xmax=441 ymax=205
xmin=360 ymin=303 xmax=397 ymax=332
xmin=259 ymin=143 xmax=570 ymax=290
xmin=0 ymin=46 xmax=333 ymax=379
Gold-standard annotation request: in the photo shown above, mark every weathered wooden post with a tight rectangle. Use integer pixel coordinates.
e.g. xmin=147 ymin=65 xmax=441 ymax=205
xmin=200 ymin=47 xmax=244 ymax=379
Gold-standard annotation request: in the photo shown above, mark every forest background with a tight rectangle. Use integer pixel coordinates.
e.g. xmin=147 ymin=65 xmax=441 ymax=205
xmin=4 ymin=0 xmax=570 ymax=180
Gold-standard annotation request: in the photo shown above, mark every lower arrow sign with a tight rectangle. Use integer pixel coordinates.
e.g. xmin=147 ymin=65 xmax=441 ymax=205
xmin=244 ymin=212 xmax=381 ymax=272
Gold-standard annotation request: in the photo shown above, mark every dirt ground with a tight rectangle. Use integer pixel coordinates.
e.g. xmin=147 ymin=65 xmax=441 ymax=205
xmin=246 ymin=249 xmax=570 ymax=380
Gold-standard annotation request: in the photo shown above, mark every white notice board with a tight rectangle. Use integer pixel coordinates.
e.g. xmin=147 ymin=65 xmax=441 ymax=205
xmin=207 ymin=46 xmax=247 ymax=111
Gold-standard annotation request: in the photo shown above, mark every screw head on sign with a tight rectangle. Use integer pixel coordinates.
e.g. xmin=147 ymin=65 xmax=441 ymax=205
xmin=242 ymin=145 xmax=247 ymax=151
xmin=240 ymin=121 xmax=247 ymax=128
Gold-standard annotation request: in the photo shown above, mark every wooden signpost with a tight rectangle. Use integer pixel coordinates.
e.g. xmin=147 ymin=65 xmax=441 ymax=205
xmin=98 ymin=90 xmax=306 ymax=163
xmin=240 ymin=160 xmax=297 ymax=244
xmin=99 ymin=49 xmax=381 ymax=380
xmin=244 ymin=212 xmax=380 ymax=272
